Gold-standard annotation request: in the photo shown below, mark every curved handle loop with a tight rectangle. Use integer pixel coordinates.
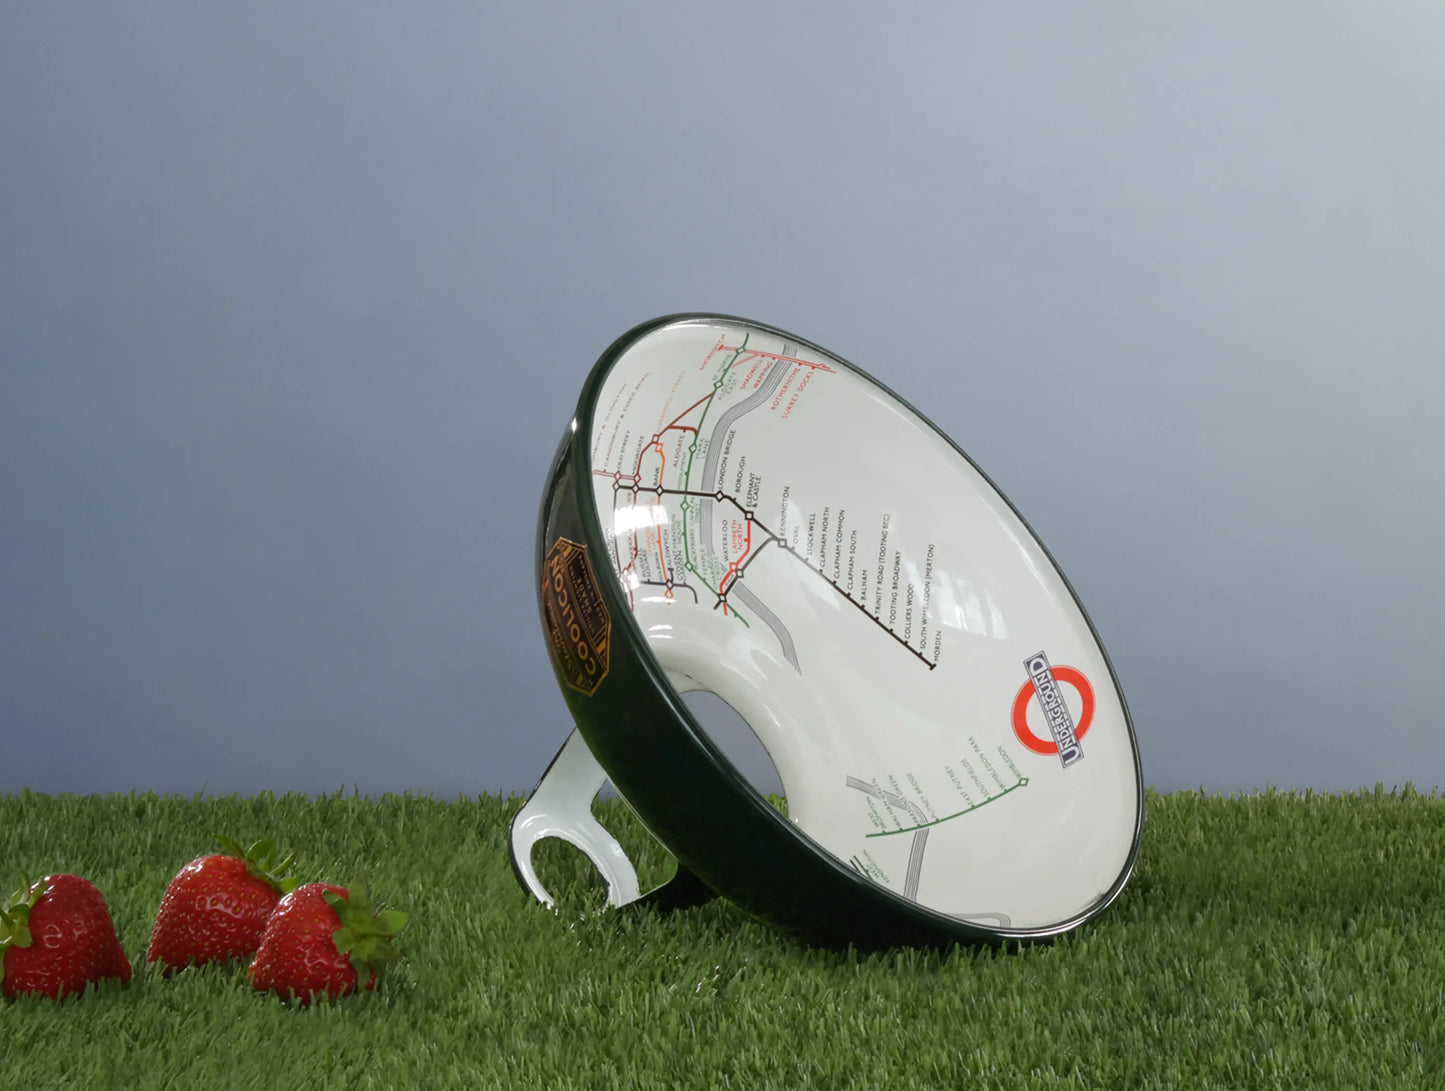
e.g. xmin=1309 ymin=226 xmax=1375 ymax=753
xmin=509 ymin=729 xmax=643 ymax=908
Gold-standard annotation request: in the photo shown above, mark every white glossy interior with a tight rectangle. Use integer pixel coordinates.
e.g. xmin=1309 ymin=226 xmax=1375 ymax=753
xmin=585 ymin=318 xmax=1139 ymax=930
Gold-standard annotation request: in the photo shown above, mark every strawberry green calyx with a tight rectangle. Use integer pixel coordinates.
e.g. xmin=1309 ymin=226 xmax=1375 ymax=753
xmin=213 ymin=836 xmax=301 ymax=895
xmin=322 ymin=880 xmax=409 ymax=983
xmin=0 ymin=875 xmax=45 ymax=988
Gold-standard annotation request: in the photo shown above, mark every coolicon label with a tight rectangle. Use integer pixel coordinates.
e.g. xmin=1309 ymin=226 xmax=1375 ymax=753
xmin=542 ymin=538 xmax=612 ymax=696
xmin=1013 ymin=652 xmax=1093 ymax=768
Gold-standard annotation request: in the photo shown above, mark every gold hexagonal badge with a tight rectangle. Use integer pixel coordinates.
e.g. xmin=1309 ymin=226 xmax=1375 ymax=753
xmin=541 ymin=537 xmax=611 ymax=696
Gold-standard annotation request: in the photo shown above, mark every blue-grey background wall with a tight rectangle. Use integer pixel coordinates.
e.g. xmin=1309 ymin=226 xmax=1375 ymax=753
xmin=3 ymin=3 xmax=1441 ymax=798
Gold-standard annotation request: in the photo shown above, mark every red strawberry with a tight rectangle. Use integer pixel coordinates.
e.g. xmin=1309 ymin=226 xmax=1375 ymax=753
xmin=247 ymin=881 xmax=407 ymax=1004
xmin=147 ymin=836 xmax=299 ymax=973
xmin=1 ymin=874 xmax=132 ymax=1000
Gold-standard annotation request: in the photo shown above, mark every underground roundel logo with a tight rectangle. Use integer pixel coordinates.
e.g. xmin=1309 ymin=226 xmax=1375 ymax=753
xmin=542 ymin=537 xmax=611 ymax=696
xmin=1011 ymin=651 xmax=1094 ymax=768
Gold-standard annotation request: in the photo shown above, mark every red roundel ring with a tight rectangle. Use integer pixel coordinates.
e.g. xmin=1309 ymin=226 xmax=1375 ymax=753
xmin=1011 ymin=666 xmax=1095 ymax=755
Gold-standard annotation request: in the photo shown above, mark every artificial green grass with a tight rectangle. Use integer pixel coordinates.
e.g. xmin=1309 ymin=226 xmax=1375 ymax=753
xmin=2 ymin=787 xmax=1443 ymax=1089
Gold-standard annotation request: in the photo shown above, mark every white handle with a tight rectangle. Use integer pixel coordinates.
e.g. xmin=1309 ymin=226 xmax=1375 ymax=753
xmin=509 ymin=729 xmax=642 ymax=908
